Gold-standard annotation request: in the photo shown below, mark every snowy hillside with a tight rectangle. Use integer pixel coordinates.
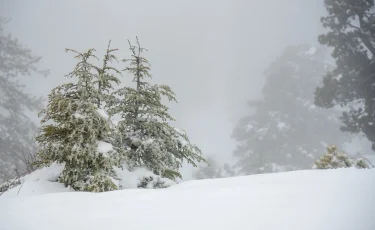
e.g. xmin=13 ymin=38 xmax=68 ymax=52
xmin=1 ymin=168 xmax=374 ymax=230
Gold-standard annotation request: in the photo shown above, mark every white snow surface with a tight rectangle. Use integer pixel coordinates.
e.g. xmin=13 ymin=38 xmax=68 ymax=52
xmin=97 ymin=108 xmax=109 ymax=120
xmin=114 ymin=166 xmax=175 ymax=189
xmin=97 ymin=140 xmax=113 ymax=154
xmin=0 ymin=163 xmax=174 ymax=198
xmin=72 ymin=113 xmax=86 ymax=119
xmin=0 ymin=164 xmax=72 ymax=198
xmin=1 ymin=168 xmax=374 ymax=230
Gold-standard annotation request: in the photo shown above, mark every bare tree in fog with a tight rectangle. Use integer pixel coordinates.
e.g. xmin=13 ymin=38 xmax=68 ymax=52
xmin=315 ymin=0 xmax=375 ymax=152
xmin=0 ymin=19 xmax=47 ymax=183
xmin=232 ymin=45 xmax=350 ymax=175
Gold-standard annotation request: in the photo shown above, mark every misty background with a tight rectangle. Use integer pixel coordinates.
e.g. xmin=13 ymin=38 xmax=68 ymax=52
xmin=1 ymin=0 xmax=372 ymax=180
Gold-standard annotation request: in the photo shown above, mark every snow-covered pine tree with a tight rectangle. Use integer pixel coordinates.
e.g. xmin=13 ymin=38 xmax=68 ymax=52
xmin=232 ymin=45 xmax=350 ymax=175
xmin=110 ymin=37 xmax=205 ymax=180
xmin=0 ymin=19 xmax=48 ymax=183
xmin=36 ymin=43 xmax=123 ymax=192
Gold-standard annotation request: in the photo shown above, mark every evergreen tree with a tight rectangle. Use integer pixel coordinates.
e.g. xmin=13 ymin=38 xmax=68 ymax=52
xmin=232 ymin=45 xmax=349 ymax=175
xmin=0 ymin=19 xmax=48 ymax=182
xmin=36 ymin=43 xmax=123 ymax=192
xmin=315 ymin=0 xmax=375 ymax=150
xmin=110 ymin=37 xmax=205 ymax=180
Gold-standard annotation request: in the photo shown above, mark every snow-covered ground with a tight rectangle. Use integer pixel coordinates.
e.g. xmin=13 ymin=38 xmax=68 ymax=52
xmin=1 ymin=168 xmax=374 ymax=230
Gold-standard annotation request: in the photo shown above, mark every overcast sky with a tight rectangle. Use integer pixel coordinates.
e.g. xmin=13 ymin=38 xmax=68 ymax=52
xmin=1 ymin=0 xmax=328 ymax=179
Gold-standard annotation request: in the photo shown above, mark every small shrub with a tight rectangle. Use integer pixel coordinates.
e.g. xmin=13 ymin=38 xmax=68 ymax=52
xmin=354 ymin=158 xmax=371 ymax=169
xmin=138 ymin=176 xmax=169 ymax=189
xmin=84 ymin=174 xmax=119 ymax=192
xmin=313 ymin=145 xmax=372 ymax=169
xmin=0 ymin=178 xmax=21 ymax=195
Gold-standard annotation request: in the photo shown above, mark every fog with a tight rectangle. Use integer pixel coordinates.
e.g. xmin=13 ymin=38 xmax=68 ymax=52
xmin=2 ymin=0 xmax=328 ymax=179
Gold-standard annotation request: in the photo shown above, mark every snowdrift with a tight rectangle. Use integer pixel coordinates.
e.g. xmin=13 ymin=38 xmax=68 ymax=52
xmin=0 ymin=163 xmax=175 ymax=198
xmin=1 ymin=168 xmax=374 ymax=230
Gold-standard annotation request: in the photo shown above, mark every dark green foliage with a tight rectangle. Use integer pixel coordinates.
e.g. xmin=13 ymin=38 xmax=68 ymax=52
xmin=315 ymin=0 xmax=375 ymax=150
xmin=137 ymin=176 xmax=168 ymax=189
xmin=109 ymin=37 xmax=205 ymax=180
xmin=36 ymin=43 xmax=123 ymax=192
xmin=85 ymin=174 xmax=119 ymax=192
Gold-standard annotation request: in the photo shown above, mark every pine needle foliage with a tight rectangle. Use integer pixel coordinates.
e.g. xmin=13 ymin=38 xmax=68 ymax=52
xmin=313 ymin=145 xmax=372 ymax=169
xmin=313 ymin=145 xmax=352 ymax=169
xmin=35 ymin=42 xmax=123 ymax=192
xmin=109 ymin=37 xmax=205 ymax=180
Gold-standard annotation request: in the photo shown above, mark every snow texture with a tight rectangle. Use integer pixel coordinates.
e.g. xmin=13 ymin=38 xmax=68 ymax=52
xmin=0 ymin=163 xmax=174 ymax=197
xmin=97 ymin=141 xmax=113 ymax=154
xmin=0 ymin=164 xmax=71 ymax=198
xmin=1 ymin=168 xmax=374 ymax=230
xmin=72 ymin=113 xmax=86 ymax=119
xmin=97 ymin=109 xmax=109 ymax=120
xmin=114 ymin=165 xmax=175 ymax=189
